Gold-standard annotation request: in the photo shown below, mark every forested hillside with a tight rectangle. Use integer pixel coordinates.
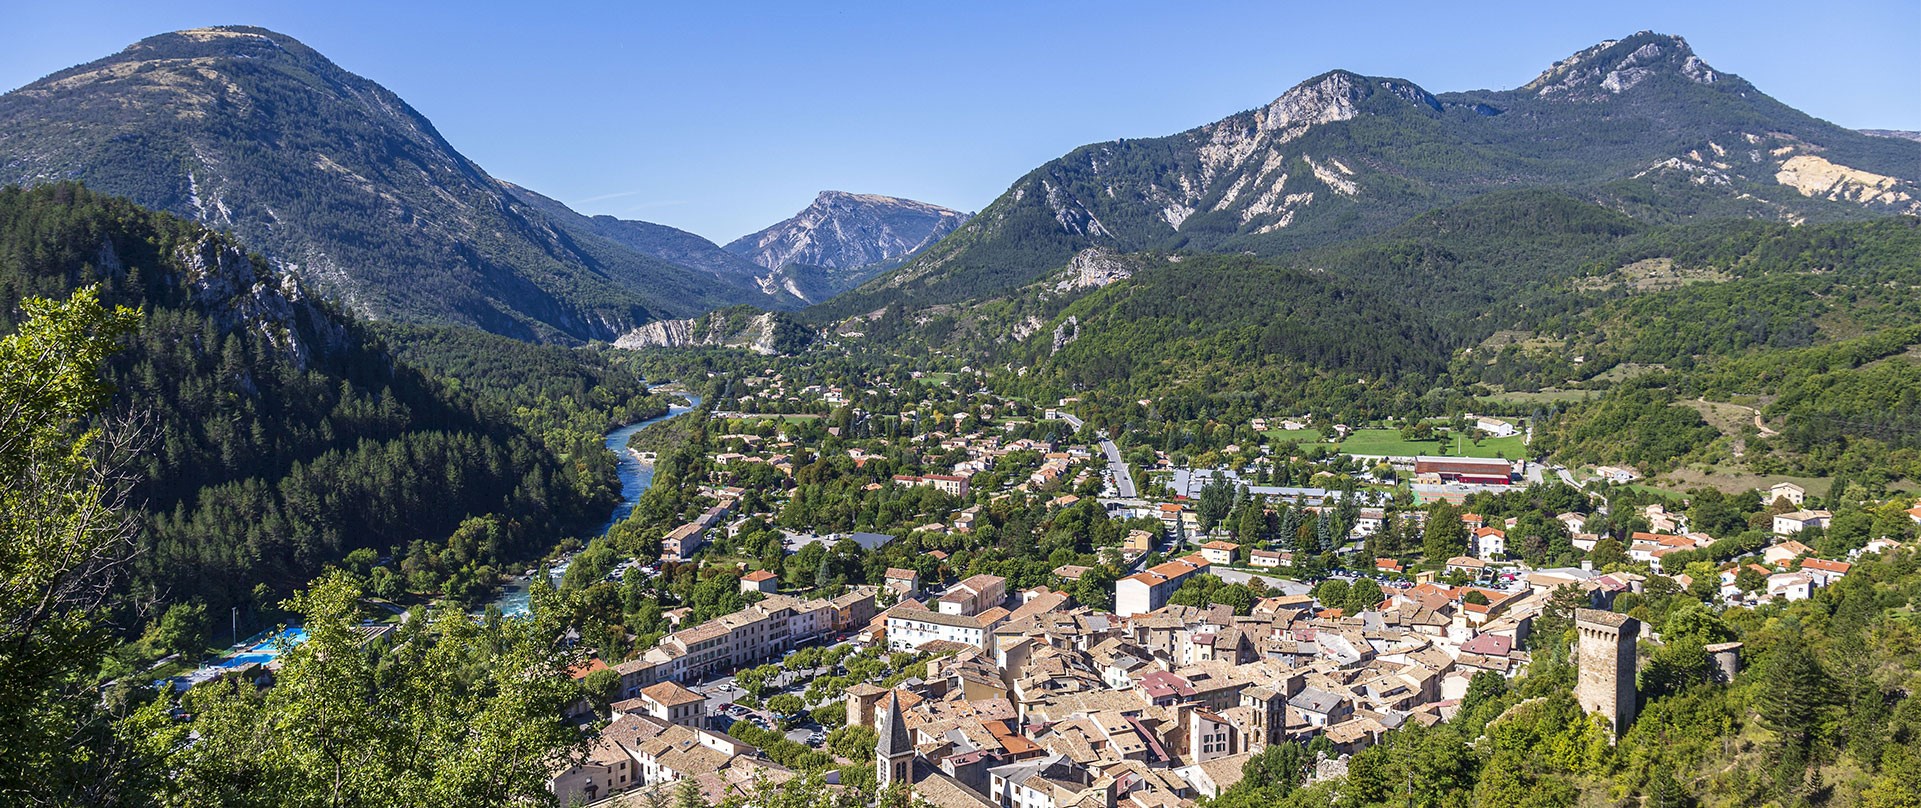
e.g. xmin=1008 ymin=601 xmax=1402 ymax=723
xmin=0 ymin=184 xmax=649 ymax=638
xmin=1476 ymin=217 xmax=1921 ymax=481
xmin=832 ymin=186 xmax=1921 ymax=484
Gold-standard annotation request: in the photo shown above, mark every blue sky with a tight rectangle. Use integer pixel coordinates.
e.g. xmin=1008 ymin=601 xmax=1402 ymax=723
xmin=4 ymin=1 xmax=1918 ymax=242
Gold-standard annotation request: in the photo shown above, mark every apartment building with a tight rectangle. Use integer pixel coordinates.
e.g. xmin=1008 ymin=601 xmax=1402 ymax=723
xmin=1114 ymin=554 xmax=1211 ymax=617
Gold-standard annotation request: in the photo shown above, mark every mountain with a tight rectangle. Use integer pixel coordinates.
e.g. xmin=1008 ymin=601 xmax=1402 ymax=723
xmin=1862 ymin=129 xmax=1921 ymax=143
xmin=0 ymin=26 xmax=779 ymax=341
xmin=496 ymin=181 xmax=797 ymax=306
xmin=725 ymin=191 xmax=969 ymax=302
xmin=816 ymin=31 xmax=1921 ymax=319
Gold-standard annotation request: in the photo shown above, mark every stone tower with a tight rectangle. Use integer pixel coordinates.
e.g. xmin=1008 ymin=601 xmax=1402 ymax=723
xmin=1575 ymin=608 xmax=1639 ymax=736
xmin=876 ymin=691 xmax=913 ymax=789
xmin=846 ymin=682 xmax=886 ymax=731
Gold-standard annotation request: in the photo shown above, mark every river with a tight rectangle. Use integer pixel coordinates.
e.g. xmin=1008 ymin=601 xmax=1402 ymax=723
xmin=485 ymin=390 xmax=703 ymax=616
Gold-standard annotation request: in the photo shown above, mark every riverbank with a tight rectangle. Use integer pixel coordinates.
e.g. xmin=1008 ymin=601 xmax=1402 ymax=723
xmin=485 ymin=389 xmax=702 ymax=616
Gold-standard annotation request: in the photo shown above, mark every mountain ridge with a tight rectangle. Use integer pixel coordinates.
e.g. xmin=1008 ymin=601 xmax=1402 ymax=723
xmin=812 ymin=31 xmax=1921 ymax=321
xmin=0 ymin=26 xmax=786 ymax=341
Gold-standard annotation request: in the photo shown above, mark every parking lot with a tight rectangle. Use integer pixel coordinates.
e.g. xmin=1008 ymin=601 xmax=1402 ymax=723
xmin=683 ymin=637 xmax=858 ymax=749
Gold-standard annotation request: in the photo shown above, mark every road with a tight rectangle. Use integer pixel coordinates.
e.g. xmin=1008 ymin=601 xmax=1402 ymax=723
xmin=1050 ymin=410 xmax=1137 ymax=499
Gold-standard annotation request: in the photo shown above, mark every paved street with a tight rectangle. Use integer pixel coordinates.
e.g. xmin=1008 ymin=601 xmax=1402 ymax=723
xmin=1051 ymin=411 xmax=1137 ymax=498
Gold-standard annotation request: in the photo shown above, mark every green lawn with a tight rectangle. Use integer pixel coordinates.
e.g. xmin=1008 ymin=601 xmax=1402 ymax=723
xmin=1336 ymin=429 xmax=1529 ymax=459
xmin=1262 ymin=428 xmax=1324 ymax=442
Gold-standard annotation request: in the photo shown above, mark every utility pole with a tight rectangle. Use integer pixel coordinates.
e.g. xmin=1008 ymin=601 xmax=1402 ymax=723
xmin=232 ymin=606 xmax=239 ymax=647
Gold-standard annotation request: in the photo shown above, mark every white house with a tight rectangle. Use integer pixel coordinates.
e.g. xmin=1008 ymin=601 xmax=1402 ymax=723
xmin=1766 ymin=572 xmax=1815 ymax=603
xmin=1768 ymin=482 xmax=1807 ymax=508
xmin=1199 ymin=541 xmax=1240 ymax=566
xmin=885 ymin=608 xmax=1006 ymax=651
xmin=1249 ymin=549 xmax=1291 ymax=569
xmin=1473 ymin=528 xmax=1506 ymax=560
xmin=1763 ymin=540 xmax=1814 ymax=567
xmin=1472 ymin=416 xmax=1519 ymax=438
xmin=1593 ymin=466 xmax=1639 ymax=483
xmin=1772 ymin=510 xmax=1832 ymax=536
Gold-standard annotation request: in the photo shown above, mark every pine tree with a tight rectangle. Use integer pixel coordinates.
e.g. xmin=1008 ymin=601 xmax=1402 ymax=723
xmin=1755 ymin=629 xmax=1831 ymax=753
xmin=1646 ymin=766 xmax=1690 ymax=808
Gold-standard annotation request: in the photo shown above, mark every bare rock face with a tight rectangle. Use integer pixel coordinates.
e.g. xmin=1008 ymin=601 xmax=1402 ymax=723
xmin=614 ymin=311 xmax=789 ymax=355
xmin=1050 ymin=315 xmax=1080 ymax=355
xmin=615 ymin=318 xmax=698 ymax=351
xmin=1524 ymin=32 xmax=1719 ymax=100
xmin=1053 ymin=248 xmax=1136 ymax=293
xmin=173 ymin=234 xmax=341 ymax=369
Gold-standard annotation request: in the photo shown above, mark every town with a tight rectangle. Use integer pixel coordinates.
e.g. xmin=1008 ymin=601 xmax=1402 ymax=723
xmin=534 ymin=364 xmax=1921 ymax=807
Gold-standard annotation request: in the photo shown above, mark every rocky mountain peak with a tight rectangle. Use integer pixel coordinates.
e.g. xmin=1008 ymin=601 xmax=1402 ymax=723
xmin=1254 ymin=70 xmax=1441 ymax=145
xmin=725 ymin=191 xmax=969 ymax=272
xmin=1261 ymin=71 xmax=1366 ymax=135
xmin=1524 ymin=31 xmax=1721 ymax=98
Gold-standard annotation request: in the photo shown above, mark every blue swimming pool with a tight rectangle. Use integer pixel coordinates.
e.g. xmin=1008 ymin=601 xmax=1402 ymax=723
xmin=215 ymin=626 xmax=308 ymax=669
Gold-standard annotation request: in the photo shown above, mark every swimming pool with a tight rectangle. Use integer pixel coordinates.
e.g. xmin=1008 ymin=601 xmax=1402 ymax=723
xmin=215 ymin=626 xmax=308 ymax=669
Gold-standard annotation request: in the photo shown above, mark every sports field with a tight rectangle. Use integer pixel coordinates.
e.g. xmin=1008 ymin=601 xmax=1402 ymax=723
xmin=1336 ymin=429 xmax=1528 ymax=459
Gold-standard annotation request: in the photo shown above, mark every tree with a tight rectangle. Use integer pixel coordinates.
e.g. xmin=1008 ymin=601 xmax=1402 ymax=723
xmin=1535 ymin=584 xmax=1590 ymax=648
xmin=1242 ymin=740 xmax=1308 ymax=791
xmin=1313 ymin=579 xmax=1351 ymax=610
xmin=146 ymin=600 xmax=210 ymax=659
xmin=766 ymin=694 xmax=806 ymax=719
xmin=1237 ymin=506 xmax=1267 ymax=544
xmin=0 ymin=287 xmax=141 ymax=804
xmin=675 ymin=775 xmax=707 ymax=808
xmin=1197 ymin=477 xmax=1234 ymax=532
xmin=1588 ymin=536 xmax=1628 ymax=569
xmin=1754 ymin=629 xmax=1832 ymax=754
xmin=1073 ymin=564 xmax=1117 ymax=612
xmin=1645 ymin=766 xmax=1692 ymax=808
xmin=582 ymin=667 xmax=622 ymax=711
xmin=1344 ymin=579 xmax=1385 ymax=614
xmin=1460 ymin=670 xmax=1508 ymax=717
xmin=170 ymin=572 xmax=587 ymax=806
xmin=1423 ymin=504 xmax=1467 ymax=561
